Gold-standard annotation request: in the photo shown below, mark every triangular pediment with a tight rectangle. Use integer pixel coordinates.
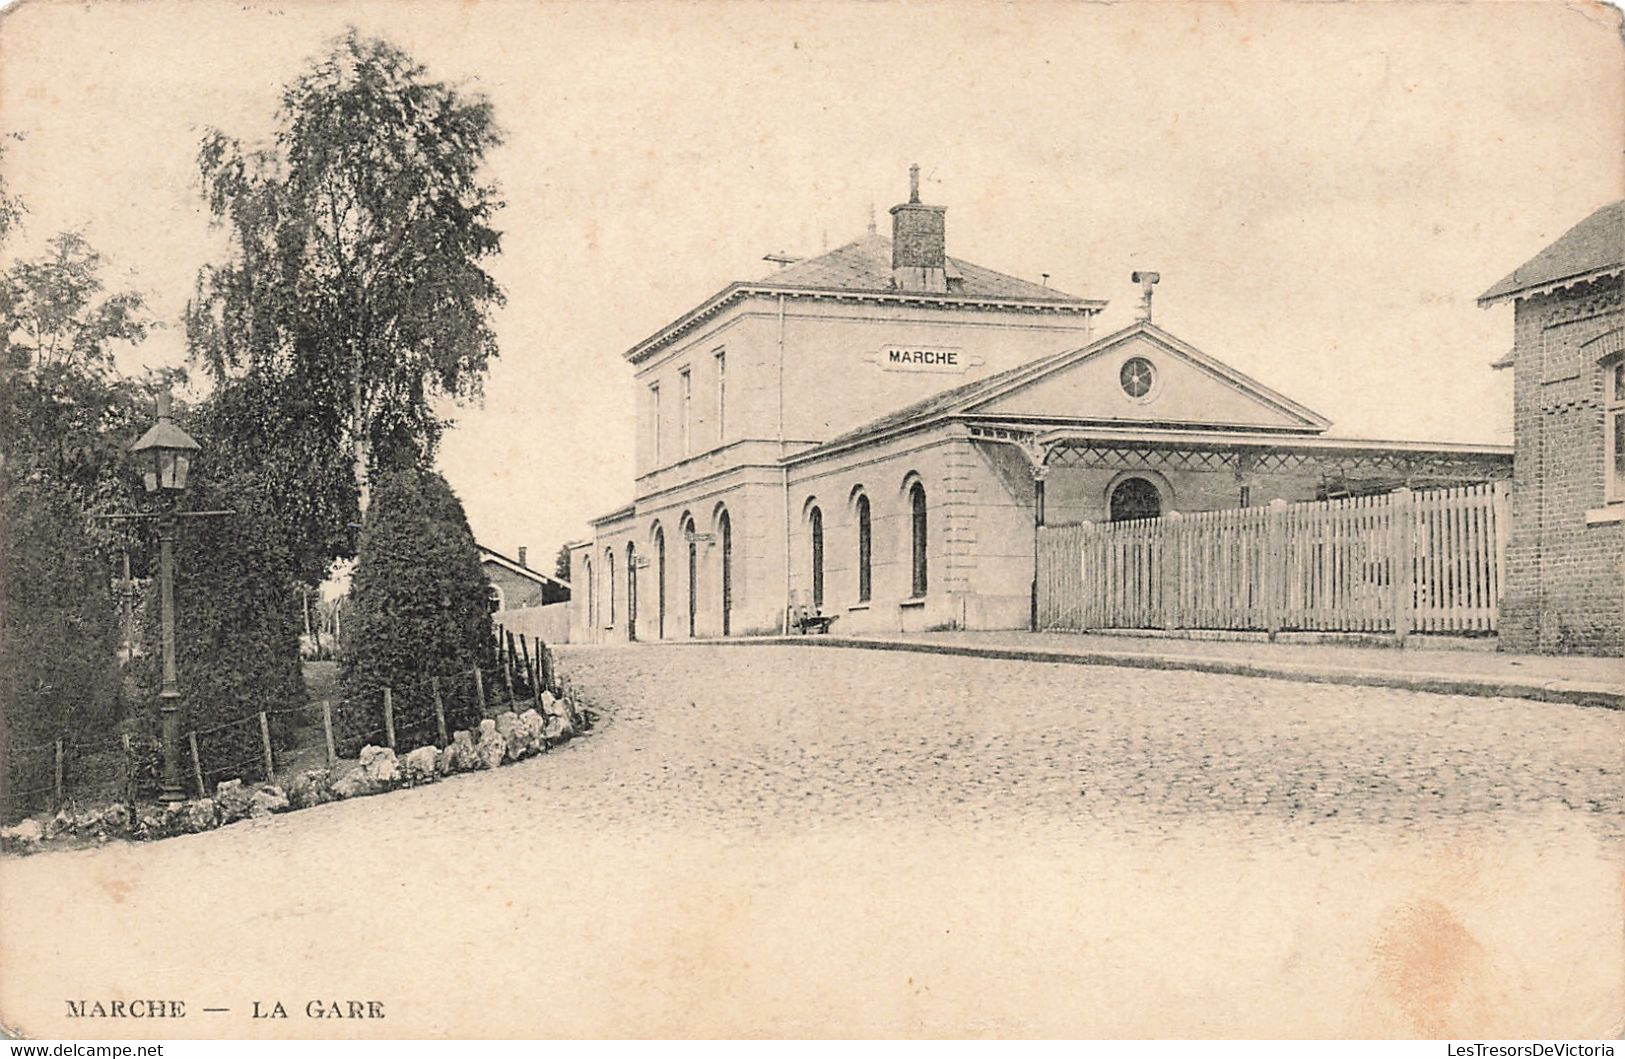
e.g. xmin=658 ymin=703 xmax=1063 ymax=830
xmin=966 ymin=323 xmax=1329 ymax=432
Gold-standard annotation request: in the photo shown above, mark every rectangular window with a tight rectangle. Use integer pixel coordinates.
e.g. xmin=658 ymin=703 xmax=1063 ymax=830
xmin=650 ymin=383 xmax=661 ymax=465
xmin=715 ymin=349 xmax=727 ymax=442
xmin=1609 ymin=360 xmax=1625 ymax=503
xmin=680 ymin=368 xmax=692 ymax=457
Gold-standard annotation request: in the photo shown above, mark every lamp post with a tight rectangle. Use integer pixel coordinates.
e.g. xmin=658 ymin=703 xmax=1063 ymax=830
xmin=130 ymin=391 xmax=201 ymax=803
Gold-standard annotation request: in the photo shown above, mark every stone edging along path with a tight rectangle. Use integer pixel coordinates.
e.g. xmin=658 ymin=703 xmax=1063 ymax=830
xmin=673 ymin=636 xmax=1624 ymax=710
xmin=0 ymin=694 xmax=594 ymax=858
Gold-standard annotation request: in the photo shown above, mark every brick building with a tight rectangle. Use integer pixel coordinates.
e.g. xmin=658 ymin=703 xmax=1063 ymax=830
xmin=479 ymin=545 xmax=568 ymax=612
xmin=1480 ymin=200 xmax=1625 ymax=655
xmin=570 ymin=170 xmax=1510 ymax=642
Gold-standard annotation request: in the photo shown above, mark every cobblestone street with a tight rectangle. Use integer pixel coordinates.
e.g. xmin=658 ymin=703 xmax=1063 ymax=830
xmin=558 ymin=644 xmax=1625 ymax=840
xmin=2 ymin=644 xmax=1621 ymax=1038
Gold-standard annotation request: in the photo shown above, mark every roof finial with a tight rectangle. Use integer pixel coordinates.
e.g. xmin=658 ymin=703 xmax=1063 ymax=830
xmin=1131 ymin=270 xmax=1161 ymax=323
xmin=908 ymin=163 xmax=920 ymax=204
xmin=867 ymin=199 xmax=877 ymax=235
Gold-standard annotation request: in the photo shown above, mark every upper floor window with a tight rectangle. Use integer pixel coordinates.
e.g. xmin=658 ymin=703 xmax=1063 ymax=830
xmin=680 ymin=368 xmax=693 ymax=457
xmin=715 ymin=349 xmax=727 ymax=442
xmin=1609 ymin=358 xmax=1625 ymax=503
xmin=650 ymin=383 xmax=662 ymax=464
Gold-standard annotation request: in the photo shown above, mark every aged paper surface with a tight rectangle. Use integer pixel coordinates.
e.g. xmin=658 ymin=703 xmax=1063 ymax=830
xmin=1 ymin=0 xmax=1622 ymax=1040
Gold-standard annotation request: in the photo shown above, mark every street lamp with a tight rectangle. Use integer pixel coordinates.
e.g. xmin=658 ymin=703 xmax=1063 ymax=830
xmin=130 ymin=391 xmax=201 ymax=803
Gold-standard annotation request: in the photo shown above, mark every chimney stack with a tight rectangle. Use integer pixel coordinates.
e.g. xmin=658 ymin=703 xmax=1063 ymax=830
xmin=1131 ymin=271 xmax=1160 ymax=323
xmin=890 ymin=163 xmax=947 ymax=292
xmin=517 ymin=546 xmax=528 ymax=568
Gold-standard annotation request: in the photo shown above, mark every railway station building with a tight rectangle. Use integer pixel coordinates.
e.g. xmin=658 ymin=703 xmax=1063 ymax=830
xmin=569 ymin=170 xmax=1510 ymax=641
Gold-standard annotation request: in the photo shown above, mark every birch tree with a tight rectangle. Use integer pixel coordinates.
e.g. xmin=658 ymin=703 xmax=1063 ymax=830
xmin=189 ymin=29 xmax=505 ymax=520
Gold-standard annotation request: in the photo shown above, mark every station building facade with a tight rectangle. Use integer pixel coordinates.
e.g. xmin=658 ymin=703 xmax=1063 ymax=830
xmin=569 ymin=173 xmax=1511 ymax=642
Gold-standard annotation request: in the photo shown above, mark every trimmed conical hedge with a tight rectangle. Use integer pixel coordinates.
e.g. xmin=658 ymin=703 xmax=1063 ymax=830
xmin=337 ymin=468 xmax=496 ymax=754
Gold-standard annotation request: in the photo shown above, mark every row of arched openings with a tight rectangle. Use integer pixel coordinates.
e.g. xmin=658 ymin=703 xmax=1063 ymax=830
xmin=587 ymin=476 xmax=1155 ymax=636
xmin=591 ymin=508 xmax=732 ymax=640
xmin=803 ymin=480 xmax=928 ymax=614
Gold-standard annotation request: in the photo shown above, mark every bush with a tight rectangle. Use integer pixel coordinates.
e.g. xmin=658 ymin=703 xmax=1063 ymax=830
xmin=337 ymin=468 xmax=496 ymax=755
xmin=0 ymin=476 xmax=122 ymax=812
xmin=134 ymin=472 xmax=305 ymax=788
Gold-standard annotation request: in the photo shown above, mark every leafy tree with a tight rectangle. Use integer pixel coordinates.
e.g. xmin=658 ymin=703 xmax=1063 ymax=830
xmin=0 ymin=136 xmax=25 ymax=246
xmin=0 ymin=230 xmax=158 ymax=518
xmin=192 ymin=370 xmax=357 ymax=587
xmin=132 ymin=467 xmax=306 ymax=786
xmin=0 ymin=475 xmax=122 ymax=810
xmin=189 ymin=28 xmax=506 ymax=531
xmin=540 ymin=543 xmax=573 ymax=604
xmin=337 ymin=467 xmax=496 ymax=754
xmin=0 ymin=138 xmax=153 ymax=811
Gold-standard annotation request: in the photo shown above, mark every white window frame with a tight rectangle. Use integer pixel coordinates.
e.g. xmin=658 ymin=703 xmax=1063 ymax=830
xmin=650 ymin=382 xmax=662 ymax=465
xmin=715 ymin=349 xmax=727 ymax=443
xmin=680 ymin=367 xmax=693 ymax=457
xmin=1607 ymin=356 xmax=1624 ymax=504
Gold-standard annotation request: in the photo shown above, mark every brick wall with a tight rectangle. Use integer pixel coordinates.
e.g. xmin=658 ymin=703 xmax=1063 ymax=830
xmin=484 ymin=564 xmax=548 ymax=612
xmin=1501 ymin=276 xmax=1625 ymax=656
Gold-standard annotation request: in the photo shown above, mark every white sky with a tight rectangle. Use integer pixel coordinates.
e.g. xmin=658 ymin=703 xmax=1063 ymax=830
xmin=1 ymin=0 xmax=1620 ymax=569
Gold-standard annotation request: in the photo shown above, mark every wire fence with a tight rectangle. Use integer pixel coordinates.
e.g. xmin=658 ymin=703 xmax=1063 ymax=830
xmin=2 ymin=630 xmax=583 ymax=824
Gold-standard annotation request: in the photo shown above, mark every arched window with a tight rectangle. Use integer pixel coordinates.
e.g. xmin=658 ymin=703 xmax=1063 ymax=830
xmin=653 ymin=525 xmax=666 ymax=640
xmin=855 ymin=493 xmax=872 ymax=603
xmin=683 ymin=516 xmax=697 ymax=637
xmin=909 ymin=482 xmax=928 ymax=598
xmin=1110 ymin=477 xmax=1162 ymax=522
xmin=809 ymin=505 xmax=824 ymax=610
xmin=604 ymin=547 xmax=616 ymax=626
xmin=718 ymin=508 xmax=733 ymax=636
xmin=626 ymin=541 xmax=638 ymax=641
xmin=487 ymin=583 xmax=505 ymax=614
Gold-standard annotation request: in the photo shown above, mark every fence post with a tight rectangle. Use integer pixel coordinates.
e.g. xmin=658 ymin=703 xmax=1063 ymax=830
xmin=259 ymin=712 xmax=274 ymax=781
xmin=1492 ymin=481 xmax=1509 ymax=612
xmin=1076 ymin=521 xmax=1095 ymax=631
xmin=501 ymin=656 xmax=515 ymax=706
xmin=382 ymin=687 xmax=396 ymax=750
xmin=1392 ymin=487 xmax=1415 ymax=646
xmin=473 ymin=667 xmax=486 ymax=714
xmin=432 ymin=677 xmax=448 ymax=747
xmin=518 ymin=635 xmax=534 ymax=693
xmin=53 ymin=739 xmax=64 ymax=811
xmin=121 ymin=732 xmax=136 ymax=812
xmin=1265 ymin=499 xmax=1287 ymax=640
xmin=188 ymin=732 xmax=205 ymax=797
xmin=1162 ymin=511 xmax=1184 ymax=631
xmin=321 ymin=701 xmax=336 ymax=766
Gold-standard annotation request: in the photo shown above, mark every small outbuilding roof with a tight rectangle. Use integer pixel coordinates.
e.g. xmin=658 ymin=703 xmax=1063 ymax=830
xmin=1479 ymin=200 xmax=1625 ymax=306
xmin=477 ymin=545 xmax=570 ymax=590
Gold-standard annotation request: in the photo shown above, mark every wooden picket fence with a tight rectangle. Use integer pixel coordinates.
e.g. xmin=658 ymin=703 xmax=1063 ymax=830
xmin=1037 ymin=482 xmax=1509 ymax=638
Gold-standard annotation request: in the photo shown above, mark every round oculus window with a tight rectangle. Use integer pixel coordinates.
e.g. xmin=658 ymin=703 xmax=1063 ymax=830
xmin=1120 ymin=356 xmax=1155 ymax=398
